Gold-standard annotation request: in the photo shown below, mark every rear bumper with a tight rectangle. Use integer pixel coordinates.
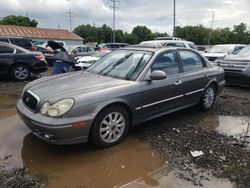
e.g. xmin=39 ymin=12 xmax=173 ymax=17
xmin=32 ymin=66 xmax=48 ymax=74
xmin=16 ymin=99 xmax=94 ymax=145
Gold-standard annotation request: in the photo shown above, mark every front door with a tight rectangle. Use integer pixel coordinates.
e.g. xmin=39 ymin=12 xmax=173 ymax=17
xmin=138 ymin=50 xmax=184 ymax=119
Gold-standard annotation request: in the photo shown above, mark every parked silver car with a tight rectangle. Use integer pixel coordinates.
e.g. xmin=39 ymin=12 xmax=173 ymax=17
xmin=17 ymin=46 xmax=225 ymax=147
xmin=215 ymin=45 xmax=250 ymax=87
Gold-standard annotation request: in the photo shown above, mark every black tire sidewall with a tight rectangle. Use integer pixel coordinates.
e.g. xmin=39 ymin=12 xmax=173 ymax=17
xmin=90 ymin=106 xmax=130 ymax=148
xmin=12 ymin=65 xmax=30 ymax=81
xmin=201 ymin=84 xmax=217 ymax=110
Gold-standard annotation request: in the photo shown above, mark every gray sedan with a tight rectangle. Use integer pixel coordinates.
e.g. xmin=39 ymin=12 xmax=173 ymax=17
xmin=17 ymin=46 xmax=225 ymax=147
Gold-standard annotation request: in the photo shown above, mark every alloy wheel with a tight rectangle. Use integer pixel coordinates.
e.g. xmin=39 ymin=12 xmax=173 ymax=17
xmin=99 ymin=112 xmax=126 ymax=143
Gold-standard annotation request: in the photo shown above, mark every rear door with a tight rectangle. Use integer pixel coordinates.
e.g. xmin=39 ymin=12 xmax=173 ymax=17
xmin=138 ymin=50 xmax=184 ymax=118
xmin=177 ymin=49 xmax=210 ymax=104
xmin=0 ymin=44 xmax=15 ymax=76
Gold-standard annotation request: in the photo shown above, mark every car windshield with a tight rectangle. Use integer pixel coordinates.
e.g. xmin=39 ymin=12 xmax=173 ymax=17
xmin=209 ymin=45 xmax=234 ymax=53
xmin=87 ymin=50 xmax=153 ymax=80
xmin=237 ymin=45 xmax=250 ymax=57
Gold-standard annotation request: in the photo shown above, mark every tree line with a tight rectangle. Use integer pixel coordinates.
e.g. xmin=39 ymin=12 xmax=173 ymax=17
xmin=0 ymin=15 xmax=249 ymax=45
xmin=73 ymin=23 xmax=250 ymax=45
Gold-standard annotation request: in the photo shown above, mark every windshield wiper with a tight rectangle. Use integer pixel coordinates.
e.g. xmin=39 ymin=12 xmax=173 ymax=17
xmin=124 ymin=54 xmax=146 ymax=80
xmin=99 ymin=53 xmax=133 ymax=76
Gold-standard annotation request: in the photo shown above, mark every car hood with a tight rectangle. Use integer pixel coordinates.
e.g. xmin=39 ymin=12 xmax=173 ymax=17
xmin=26 ymin=71 xmax=132 ymax=101
xmin=223 ymin=54 xmax=250 ymax=62
xmin=204 ymin=53 xmax=227 ymax=57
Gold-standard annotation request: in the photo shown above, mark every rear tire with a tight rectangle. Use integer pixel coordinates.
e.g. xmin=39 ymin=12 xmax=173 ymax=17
xmin=12 ymin=64 xmax=31 ymax=81
xmin=90 ymin=106 xmax=130 ymax=148
xmin=200 ymin=84 xmax=217 ymax=110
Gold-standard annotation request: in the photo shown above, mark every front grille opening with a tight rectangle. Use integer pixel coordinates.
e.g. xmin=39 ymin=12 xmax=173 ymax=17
xmin=22 ymin=91 xmax=39 ymax=111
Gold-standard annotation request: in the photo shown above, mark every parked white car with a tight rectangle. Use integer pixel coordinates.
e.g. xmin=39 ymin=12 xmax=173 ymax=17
xmin=204 ymin=44 xmax=247 ymax=62
xmin=74 ymin=51 xmax=110 ymax=70
xmin=139 ymin=40 xmax=198 ymax=50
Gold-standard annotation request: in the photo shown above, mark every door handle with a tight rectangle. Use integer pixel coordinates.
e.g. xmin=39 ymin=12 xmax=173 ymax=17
xmin=174 ymin=80 xmax=182 ymax=86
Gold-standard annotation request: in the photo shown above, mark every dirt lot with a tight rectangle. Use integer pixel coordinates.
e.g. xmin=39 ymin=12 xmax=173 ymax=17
xmin=0 ymin=80 xmax=249 ymax=188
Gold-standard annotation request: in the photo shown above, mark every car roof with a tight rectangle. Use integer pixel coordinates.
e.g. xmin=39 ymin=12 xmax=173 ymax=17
xmin=0 ymin=41 xmax=29 ymax=52
xmin=101 ymin=43 xmax=129 ymax=45
xmin=122 ymin=45 xmax=181 ymax=53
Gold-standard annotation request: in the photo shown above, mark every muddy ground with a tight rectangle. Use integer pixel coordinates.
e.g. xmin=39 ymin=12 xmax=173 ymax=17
xmin=134 ymin=86 xmax=250 ymax=188
xmin=0 ymin=80 xmax=249 ymax=188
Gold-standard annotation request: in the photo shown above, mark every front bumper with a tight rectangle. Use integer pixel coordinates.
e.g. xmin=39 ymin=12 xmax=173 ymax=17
xmin=224 ymin=71 xmax=250 ymax=86
xmin=16 ymin=99 xmax=94 ymax=145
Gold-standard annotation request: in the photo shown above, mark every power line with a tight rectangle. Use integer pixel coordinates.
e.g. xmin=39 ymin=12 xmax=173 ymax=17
xmin=110 ymin=0 xmax=119 ymax=43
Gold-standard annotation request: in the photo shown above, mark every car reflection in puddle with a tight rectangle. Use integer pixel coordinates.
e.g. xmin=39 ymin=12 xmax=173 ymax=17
xmin=21 ymin=134 xmax=163 ymax=188
xmin=0 ymin=94 xmax=163 ymax=188
xmin=200 ymin=115 xmax=250 ymax=147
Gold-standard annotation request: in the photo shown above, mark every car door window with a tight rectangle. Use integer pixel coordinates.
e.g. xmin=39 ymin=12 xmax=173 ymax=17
xmin=0 ymin=45 xmax=14 ymax=53
xmin=179 ymin=50 xmax=204 ymax=72
xmin=82 ymin=47 xmax=88 ymax=52
xmin=151 ymin=51 xmax=180 ymax=75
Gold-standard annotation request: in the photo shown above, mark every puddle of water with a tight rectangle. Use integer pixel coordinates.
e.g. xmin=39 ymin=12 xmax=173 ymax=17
xmin=200 ymin=115 xmax=250 ymax=145
xmin=22 ymin=135 xmax=162 ymax=188
xmin=0 ymin=95 xmax=19 ymax=109
xmin=0 ymin=95 xmax=29 ymax=169
xmin=0 ymin=95 xmax=163 ymax=188
xmin=120 ymin=167 xmax=234 ymax=188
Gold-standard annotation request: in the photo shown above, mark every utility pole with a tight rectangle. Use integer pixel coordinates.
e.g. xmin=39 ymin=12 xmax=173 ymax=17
xmin=66 ymin=8 xmax=73 ymax=31
xmin=110 ymin=0 xmax=119 ymax=43
xmin=207 ymin=14 xmax=215 ymax=45
xmin=173 ymin=0 xmax=176 ymax=36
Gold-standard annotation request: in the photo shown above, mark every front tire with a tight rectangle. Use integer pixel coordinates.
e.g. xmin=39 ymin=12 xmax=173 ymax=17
xmin=90 ymin=106 xmax=130 ymax=148
xmin=200 ymin=84 xmax=217 ymax=110
xmin=12 ymin=65 xmax=31 ymax=81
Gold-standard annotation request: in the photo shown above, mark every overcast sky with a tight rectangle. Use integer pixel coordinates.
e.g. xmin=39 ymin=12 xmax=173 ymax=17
xmin=0 ymin=0 xmax=249 ymax=34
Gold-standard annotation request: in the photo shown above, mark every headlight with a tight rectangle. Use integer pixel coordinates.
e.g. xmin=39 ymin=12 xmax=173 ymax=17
xmin=40 ymin=99 xmax=74 ymax=117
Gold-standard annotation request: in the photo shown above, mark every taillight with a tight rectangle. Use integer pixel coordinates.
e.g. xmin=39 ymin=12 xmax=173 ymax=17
xmin=35 ymin=55 xmax=45 ymax=61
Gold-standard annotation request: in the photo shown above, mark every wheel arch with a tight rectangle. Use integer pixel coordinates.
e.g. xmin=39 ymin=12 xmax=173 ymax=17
xmin=95 ymin=101 xmax=134 ymax=127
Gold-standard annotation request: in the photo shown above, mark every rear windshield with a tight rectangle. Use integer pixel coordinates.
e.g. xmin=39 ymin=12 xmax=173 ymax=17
xmin=9 ymin=38 xmax=32 ymax=49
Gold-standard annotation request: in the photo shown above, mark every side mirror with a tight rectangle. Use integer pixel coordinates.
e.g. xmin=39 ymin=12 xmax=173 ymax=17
xmin=149 ymin=70 xmax=167 ymax=80
xmin=205 ymin=50 xmax=208 ymax=53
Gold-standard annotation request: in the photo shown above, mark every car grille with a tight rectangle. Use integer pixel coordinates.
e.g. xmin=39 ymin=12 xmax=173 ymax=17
xmin=207 ymin=57 xmax=217 ymax=61
xmin=219 ymin=62 xmax=250 ymax=72
xmin=22 ymin=91 xmax=39 ymax=111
